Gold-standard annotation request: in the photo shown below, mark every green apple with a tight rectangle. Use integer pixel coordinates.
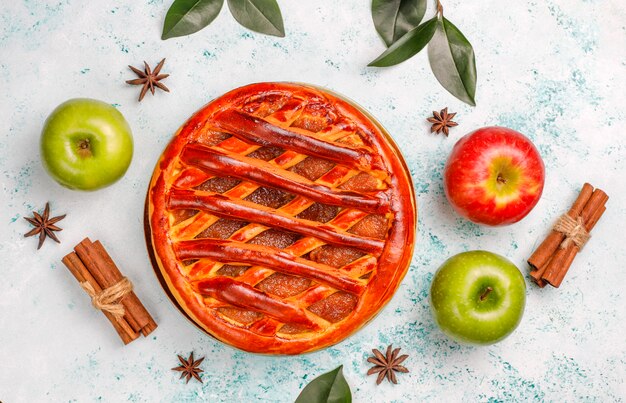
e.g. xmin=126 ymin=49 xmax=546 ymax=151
xmin=430 ymin=250 xmax=526 ymax=345
xmin=40 ymin=98 xmax=133 ymax=190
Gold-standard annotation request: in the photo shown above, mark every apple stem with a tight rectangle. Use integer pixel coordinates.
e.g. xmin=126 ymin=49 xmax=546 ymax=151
xmin=497 ymin=174 xmax=506 ymax=184
xmin=436 ymin=0 xmax=443 ymax=16
xmin=479 ymin=286 xmax=493 ymax=301
xmin=77 ymin=139 xmax=92 ymax=158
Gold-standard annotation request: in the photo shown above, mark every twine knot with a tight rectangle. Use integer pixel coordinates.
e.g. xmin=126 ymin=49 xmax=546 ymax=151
xmin=80 ymin=277 xmax=133 ymax=318
xmin=553 ymin=214 xmax=590 ymax=249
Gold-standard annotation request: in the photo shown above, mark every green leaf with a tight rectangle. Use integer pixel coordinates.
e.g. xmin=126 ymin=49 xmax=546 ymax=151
xmin=428 ymin=17 xmax=477 ymax=106
xmin=372 ymin=0 xmax=427 ymax=46
xmin=162 ymin=0 xmax=224 ymax=40
xmin=227 ymin=0 xmax=285 ymax=37
xmin=368 ymin=16 xmax=438 ymax=67
xmin=294 ymin=365 xmax=351 ymax=403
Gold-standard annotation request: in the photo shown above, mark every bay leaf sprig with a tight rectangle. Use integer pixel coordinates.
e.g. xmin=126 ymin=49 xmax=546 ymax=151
xmin=294 ymin=365 xmax=352 ymax=403
xmin=162 ymin=0 xmax=285 ymax=40
xmin=369 ymin=0 xmax=477 ymax=106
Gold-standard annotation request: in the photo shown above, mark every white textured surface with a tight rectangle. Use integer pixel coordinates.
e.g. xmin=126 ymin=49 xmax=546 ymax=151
xmin=1 ymin=0 xmax=625 ymax=401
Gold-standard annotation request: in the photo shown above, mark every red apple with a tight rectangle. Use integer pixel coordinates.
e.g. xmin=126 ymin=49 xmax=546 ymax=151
xmin=443 ymin=127 xmax=545 ymax=226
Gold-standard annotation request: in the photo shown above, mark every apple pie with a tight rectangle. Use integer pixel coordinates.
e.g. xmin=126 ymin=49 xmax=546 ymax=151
xmin=145 ymin=83 xmax=416 ymax=354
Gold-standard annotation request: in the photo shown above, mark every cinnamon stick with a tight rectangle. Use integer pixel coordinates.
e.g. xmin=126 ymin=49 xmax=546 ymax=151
xmin=74 ymin=238 xmax=157 ymax=336
xmin=63 ymin=237 xmax=157 ymax=344
xmin=62 ymin=252 xmax=139 ymax=344
xmin=542 ymin=190 xmax=608 ymax=287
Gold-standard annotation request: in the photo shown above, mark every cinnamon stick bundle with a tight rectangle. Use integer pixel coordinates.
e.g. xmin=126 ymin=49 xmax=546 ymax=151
xmin=62 ymin=238 xmax=157 ymax=344
xmin=528 ymin=183 xmax=608 ymax=288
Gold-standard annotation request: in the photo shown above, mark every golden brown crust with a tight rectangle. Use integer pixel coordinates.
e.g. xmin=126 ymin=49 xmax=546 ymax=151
xmin=146 ymin=83 xmax=416 ymax=354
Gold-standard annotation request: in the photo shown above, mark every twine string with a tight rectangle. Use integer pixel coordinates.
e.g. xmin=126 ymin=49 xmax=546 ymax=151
xmin=80 ymin=277 xmax=133 ymax=318
xmin=554 ymin=214 xmax=590 ymax=249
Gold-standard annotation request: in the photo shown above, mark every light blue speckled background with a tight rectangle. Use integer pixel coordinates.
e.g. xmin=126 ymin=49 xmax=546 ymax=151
xmin=1 ymin=0 xmax=625 ymax=401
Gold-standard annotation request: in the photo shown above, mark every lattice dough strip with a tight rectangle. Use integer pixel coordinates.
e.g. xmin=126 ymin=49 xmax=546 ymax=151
xmin=169 ymin=190 xmax=384 ymax=253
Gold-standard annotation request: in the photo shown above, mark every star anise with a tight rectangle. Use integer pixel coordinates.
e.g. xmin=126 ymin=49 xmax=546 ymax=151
xmin=427 ymin=107 xmax=458 ymax=136
xmin=126 ymin=58 xmax=170 ymax=102
xmin=366 ymin=345 xmax=409 ymax=385
xmin=172 ymin=352 xmax=204 ymax=384
xmin=24 ymin=202 xmax=66 ymax=250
